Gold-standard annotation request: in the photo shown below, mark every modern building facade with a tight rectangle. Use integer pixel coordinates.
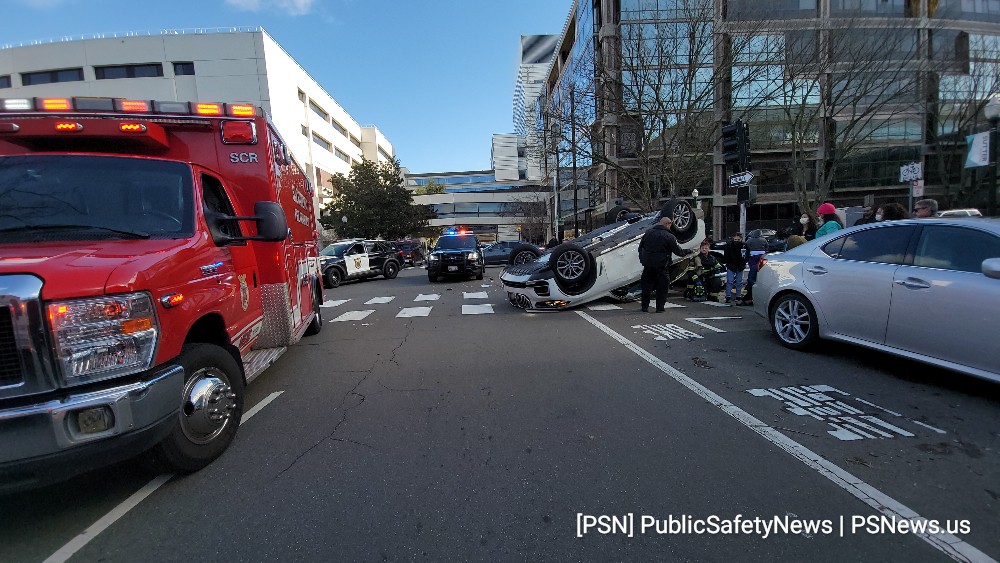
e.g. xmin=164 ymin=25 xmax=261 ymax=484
xmin=539 ymin=0 xmax=1000 ymax=237
xmin=0 ymin=27 xmax=395 ymax=224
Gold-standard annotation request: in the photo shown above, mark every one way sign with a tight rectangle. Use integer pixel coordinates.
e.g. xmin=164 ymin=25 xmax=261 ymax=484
xmin=729 ymin=171 xmax=754 ymax=188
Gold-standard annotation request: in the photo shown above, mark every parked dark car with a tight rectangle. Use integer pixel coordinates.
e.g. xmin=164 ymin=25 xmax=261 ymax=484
xmin=427 ymin=234 xmax=486 ymax=281
xmin=320 ymin=239 xmax=401 ymax=288
xmin=395 ymin=240 xmax=426 ymax=266
xmin=482 ymin=240 xmax=545 ymax=265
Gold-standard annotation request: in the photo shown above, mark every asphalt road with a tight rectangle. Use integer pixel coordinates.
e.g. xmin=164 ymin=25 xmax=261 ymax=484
xmin=2 ymin=265 xmax=998 ymax=562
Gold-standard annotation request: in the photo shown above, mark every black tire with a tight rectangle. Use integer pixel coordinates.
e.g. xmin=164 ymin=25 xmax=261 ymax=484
xmin=606 ymin=204 xmax=632 ymax=225
xmin=507 ymin=243 xmax=541 ymax=266
xmin=325 ymin=267 xmax=342 ymax=288
xmin=666 ymin=199 xmax=698 ymax=243
xmin=476 ymin=271 xmax=484 ymax=280
xmin=549 ymin=243 xmax=592 ymax=284
xmin=428 ymin=272 xmax=437 ymax=282
xmin=383 ymin=261 xmax=399 ymax=279
xmin=769 ymin=293 xmax=819 ymax=350
xmin=152 ymin=343 xmax=244 ymax=473
xmin=304 ymin=283 xmax=322 ymax=336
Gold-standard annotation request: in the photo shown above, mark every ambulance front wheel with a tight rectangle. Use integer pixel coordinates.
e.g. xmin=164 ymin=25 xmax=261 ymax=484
xmin=152 ymin=343 xmax=245 ymax=473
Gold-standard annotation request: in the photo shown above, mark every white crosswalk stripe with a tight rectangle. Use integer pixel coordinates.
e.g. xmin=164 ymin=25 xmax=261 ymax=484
xmin=329 ymin=310 xmax=375 ymax=322
xmin=365 ymin=296 xmax=396 ymax=304
xmin=462 ymin=291 xmax=488 ymax=299
xmin=462 ymin=304 xmax=494 ymax=315
xmin=321 ymin=299 xmax=350 ymax=308
xmin=414 ymin=294 xmax=440 ymax=301
xmin=397 ymin=307 xmax=432 ymax=318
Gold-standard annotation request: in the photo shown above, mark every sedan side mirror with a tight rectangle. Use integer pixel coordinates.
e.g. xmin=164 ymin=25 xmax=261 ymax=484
xmin=983 ymin=258 xmax=1000 ymax=280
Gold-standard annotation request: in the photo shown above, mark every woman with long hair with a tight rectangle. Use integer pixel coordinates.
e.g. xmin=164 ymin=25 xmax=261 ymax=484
xmin=814 ymin=202 xmax=843 ymax=238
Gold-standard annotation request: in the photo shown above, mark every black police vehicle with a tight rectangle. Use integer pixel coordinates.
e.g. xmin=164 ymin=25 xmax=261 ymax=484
xmin=320 ymin=239 xmax=401 ymax=288
xmin=427 ymin=232 xmax=485 ymax=282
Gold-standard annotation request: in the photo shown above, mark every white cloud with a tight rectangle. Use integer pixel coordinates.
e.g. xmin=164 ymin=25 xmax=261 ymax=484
xmin=224 ymin=0 xmax=314 ymax=15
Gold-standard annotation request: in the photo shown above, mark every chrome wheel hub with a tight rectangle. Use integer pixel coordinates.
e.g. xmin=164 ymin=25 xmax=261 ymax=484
xmin=556 ymin=251 xmax=587 ymax=280
xmin=180 ymin=368 xmax=236 ymax=444
xmin=775 ymin=300 xmax=810 ymax=344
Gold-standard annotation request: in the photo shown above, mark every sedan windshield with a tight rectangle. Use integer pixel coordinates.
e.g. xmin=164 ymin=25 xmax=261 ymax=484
xmin=0 ymin=155 xmax=194 ymax=242
xmin=321 ymin=243 xmax=353 ymax=257
xmin=435 ymin=235 xmax=478 ymax=249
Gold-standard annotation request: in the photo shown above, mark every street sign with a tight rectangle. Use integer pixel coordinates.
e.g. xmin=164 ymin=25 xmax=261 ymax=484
xmin=912 ymin=179 xmax=924 ymax=197
xmin=729 ymin=171 xmax=754 ymax=188
xmin=899 ymin=162 xmax=922 ymax=182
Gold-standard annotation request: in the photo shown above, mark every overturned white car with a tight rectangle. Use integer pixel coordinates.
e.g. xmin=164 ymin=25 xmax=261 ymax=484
xmin=500 ymin=200 xmax=705 ymax=311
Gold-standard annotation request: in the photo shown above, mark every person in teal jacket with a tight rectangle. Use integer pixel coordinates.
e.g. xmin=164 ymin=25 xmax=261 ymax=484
xmin=814 ymin=202 xmax=843 ymax=238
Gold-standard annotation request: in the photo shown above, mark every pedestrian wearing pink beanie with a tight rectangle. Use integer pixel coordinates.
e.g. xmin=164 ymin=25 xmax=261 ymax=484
xmin=815 ymin=202 xmax=843 ymax=238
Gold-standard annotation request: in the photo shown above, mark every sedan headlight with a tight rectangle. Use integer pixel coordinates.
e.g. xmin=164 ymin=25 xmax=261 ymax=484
xmin=467 ymin=252 xmax=479 ymax=260
xmin=47 ymin=292 xmax=159 ymax=386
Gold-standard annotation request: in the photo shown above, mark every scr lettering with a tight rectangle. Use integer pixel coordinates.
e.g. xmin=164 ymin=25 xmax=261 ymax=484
xmin=229 ymin=152 xmax=259 ymax=163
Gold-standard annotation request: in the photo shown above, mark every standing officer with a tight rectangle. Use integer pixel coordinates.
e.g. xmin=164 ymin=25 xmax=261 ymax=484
xmin=638 ymin=207 xmax=694 ymax=312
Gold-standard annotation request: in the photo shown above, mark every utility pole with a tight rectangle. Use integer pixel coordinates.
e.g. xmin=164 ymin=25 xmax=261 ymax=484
xmin=571 ymin=83 xmax=579 ymax=238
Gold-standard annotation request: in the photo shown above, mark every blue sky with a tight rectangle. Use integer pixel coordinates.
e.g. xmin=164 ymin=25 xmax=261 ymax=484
xmin=3 ymin=0 xmax=571 ymax=173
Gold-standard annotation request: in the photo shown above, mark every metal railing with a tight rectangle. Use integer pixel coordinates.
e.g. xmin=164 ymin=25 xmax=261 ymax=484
xmin=1 ymin=26 xmax=263 ymax=50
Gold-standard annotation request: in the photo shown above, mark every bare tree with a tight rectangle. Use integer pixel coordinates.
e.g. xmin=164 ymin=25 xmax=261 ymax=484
xmin=499 ymin=195 xmax=548 ymax=243
xmin=730 ymin=11 xmax=928 ymax=213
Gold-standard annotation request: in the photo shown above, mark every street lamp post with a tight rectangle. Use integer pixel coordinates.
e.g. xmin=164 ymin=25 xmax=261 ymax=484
xmin=985 ymin=95 xmax=1000 ymax=217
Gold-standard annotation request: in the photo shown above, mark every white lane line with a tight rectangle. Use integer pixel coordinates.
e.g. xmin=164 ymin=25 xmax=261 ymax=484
xmin=462 ymin=304 xmax=494 ymax=315
xmin=414 ymin=294 xmax=440 ymax=301
xmin=911 ymin=420 xmax=948 ymax=434
xmin=587 ymin=303 xmax=622 ymax=311
xmin=397 ymin=307 xmax=432 ymax=318
xmin=365 ymin=296 xmax=395 ymax=305
xmin=44 ymin=391 xmax=284 ymax=563
xmin=575 ymin=311 xmax=993 ymax=563
xmin=854 ymin=397 xmax=903 ymax=417
xmin=329 ymin=310 xmax=375 ymax=322
xmin=684 ymin=316 xmax=742 ymax=333
xmin=463 ymin=291 xmax=488 ymax=299
xmin=321 ymin=299 xmax=350 ymax=308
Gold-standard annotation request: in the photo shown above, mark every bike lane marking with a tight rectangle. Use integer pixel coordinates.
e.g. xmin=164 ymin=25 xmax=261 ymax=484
xmin=576 ymin=311 xmax=992 ymax=563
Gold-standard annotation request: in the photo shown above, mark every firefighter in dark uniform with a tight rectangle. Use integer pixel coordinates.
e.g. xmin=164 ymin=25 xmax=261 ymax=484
xmin=637 ymin=208 xmax=695 ymax=312
xmin=685 ymin=238 xmax=724 ymax=302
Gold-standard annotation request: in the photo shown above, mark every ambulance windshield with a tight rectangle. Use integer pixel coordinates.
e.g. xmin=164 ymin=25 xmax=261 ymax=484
xmin=0 ymin=155 xmax=195 ymax=242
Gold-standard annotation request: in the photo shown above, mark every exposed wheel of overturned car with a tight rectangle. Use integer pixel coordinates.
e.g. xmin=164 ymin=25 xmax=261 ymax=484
xmin=548 ymin=243 xmax=596 ymax=295
xmin=664 ymin=199 xmax=698 ymax=244
xmin=507 ymin=243 xmax=541 ymax=266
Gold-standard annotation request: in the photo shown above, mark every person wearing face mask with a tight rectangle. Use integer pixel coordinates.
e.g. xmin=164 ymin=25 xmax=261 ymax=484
xmin=789 ymin=213 xmax=818 ymax=241
xmin=815 ymin=202 xmax=844 ymax=238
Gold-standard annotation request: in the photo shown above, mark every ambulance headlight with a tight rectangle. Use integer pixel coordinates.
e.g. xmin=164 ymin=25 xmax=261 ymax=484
xmin=48 ymin=293 xmax=159 ymax=386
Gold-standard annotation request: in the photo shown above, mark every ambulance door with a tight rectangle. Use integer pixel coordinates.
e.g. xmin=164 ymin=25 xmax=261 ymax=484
xmin=200 ymin=172 xmax=262 ymax=352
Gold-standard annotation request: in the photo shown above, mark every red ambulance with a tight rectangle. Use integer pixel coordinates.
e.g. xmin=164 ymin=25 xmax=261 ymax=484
xmin=0 ymin=96 xmax=323 ymax=490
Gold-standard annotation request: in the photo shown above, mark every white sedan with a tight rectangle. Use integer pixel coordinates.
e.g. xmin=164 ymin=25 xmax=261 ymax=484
xmin=753 ymin=217 xmax=1000 ymax=383
xmin=500 ymin=200 xmax=704 ymax=311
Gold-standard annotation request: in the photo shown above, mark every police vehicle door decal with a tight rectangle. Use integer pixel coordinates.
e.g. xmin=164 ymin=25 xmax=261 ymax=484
xmin=345 ymin=243 xmax=368 ymax=276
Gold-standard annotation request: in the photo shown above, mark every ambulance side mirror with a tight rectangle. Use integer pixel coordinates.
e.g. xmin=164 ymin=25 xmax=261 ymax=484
xmin=251 ymin=201 xmax=288 ymax=242
xmin=206 ymin=201 xmax=287 ymax=244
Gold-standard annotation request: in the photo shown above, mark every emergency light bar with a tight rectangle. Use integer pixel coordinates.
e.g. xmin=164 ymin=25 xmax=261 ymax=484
xmin=0 ymin=96 xmax=259 ymax=117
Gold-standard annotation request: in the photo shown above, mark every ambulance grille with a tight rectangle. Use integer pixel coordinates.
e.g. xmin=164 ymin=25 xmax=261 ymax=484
xmin=0 ymin=308 xmax=23 ymax=387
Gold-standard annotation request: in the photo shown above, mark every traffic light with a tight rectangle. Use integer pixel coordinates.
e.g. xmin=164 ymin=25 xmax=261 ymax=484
xmin=721 ymin=120 xmax=751 ymax=173
xmin=740 ymin=122 xmax=751 ymax=173
xmin=721 ymin=121 xmax=742 ymax=172
xmin=737 ymin=183 xmax=758 ymax=204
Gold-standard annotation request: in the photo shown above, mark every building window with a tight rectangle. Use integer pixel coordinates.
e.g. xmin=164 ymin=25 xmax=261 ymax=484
xmin=335 ymin=148 xmax=350 ymax=162
xmin=331 ymin=119 xmax=347 ymax=137
xmin=0 ymin=75 xmax=10 ymax=89
xmin=298 ymin=89 xmax=306 ymax=102
xmin=21 ymin=68 xmax=84 ymax=86
xmin=309 ymin=100 xmax=329 ymax=122
xmin=95 ymin=63 xmax=164 ymax=80
xmin=173 ymin=62 xmax=195 ymax=76
xmin=312 ymin=133 xmax=332 ymax=151
xmin=378 ymin=146 xmax=392 ymax=161
xmin=301 ymin=125 xmax=309 ymax=137
xmin=350 ymin=134 xmax=361 ymax=148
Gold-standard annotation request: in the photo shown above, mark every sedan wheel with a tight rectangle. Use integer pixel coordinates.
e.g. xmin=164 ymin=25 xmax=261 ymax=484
xmin=770 ymin=293 xmax=818 ymax=350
